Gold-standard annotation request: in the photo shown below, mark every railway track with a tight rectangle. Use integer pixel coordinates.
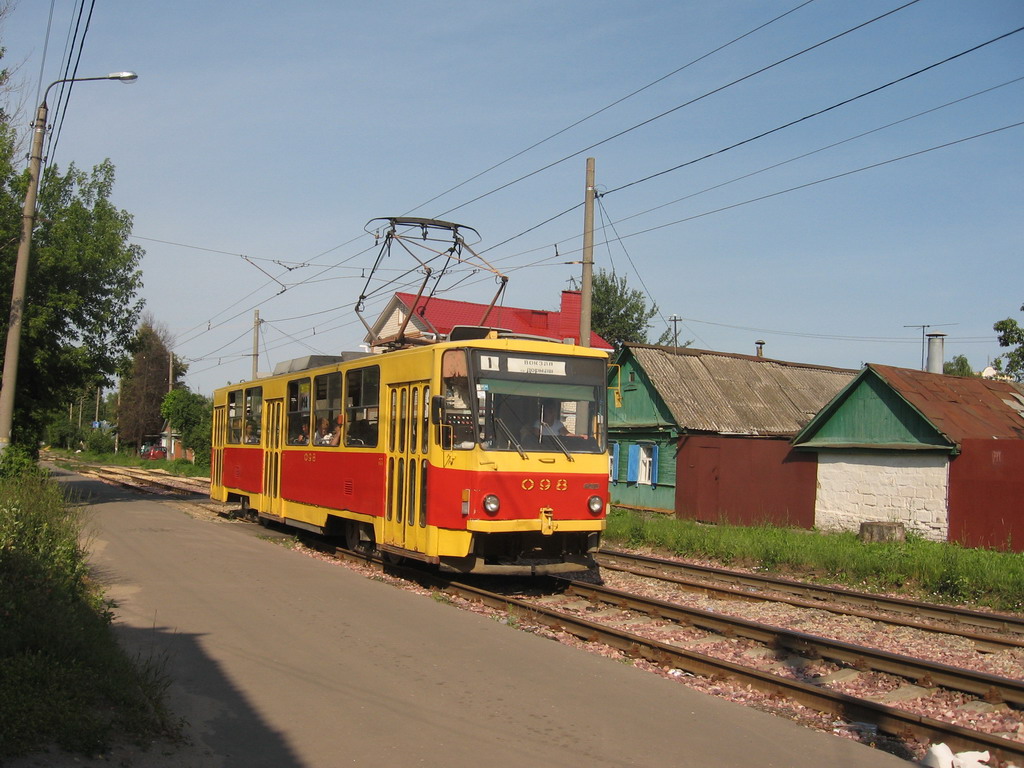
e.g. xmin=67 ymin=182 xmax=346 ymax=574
xmin=67 ymin=463 xmax=1024 ymax=764
xmin=598 ymin=549 xmax=1024 ymax=646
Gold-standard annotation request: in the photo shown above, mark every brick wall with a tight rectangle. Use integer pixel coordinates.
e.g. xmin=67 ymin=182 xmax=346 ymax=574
xmin=814 ymin=452 xmax=949 ymax=540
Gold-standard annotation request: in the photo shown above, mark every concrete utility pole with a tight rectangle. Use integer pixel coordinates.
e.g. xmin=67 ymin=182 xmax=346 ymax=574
xmin=0 ymin=72 xmax=137 ymax=458
xmin=579 ymin=157 xmax=595 ymax=348
xmin=251 ymin=309 xmax=261 ymax=380
xmin=166 ymin=349 xmax=174 ymax=457
xmin=668 ymin=314 xmax=681 ymax=348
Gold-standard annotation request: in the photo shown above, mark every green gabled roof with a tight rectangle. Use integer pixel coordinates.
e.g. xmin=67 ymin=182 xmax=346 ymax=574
xmin=792 ymin=366 xmax=953 ymax=452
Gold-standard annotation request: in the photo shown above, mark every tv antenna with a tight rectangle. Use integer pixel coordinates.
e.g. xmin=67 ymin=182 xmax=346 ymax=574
xmin=903 ymin=323 xmax=958 ymax=370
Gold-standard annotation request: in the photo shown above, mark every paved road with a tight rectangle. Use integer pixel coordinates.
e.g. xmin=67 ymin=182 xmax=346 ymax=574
xmin=21 ymin=469 xmax=909 ymax=767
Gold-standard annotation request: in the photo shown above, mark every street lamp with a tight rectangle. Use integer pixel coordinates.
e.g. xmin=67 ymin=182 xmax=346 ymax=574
xmin=0 ymin=72 xmax=138 ymax=457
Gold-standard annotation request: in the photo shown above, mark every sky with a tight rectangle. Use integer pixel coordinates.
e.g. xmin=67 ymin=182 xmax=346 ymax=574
xmin=3 ymin=0 xmax=1022 ymax=395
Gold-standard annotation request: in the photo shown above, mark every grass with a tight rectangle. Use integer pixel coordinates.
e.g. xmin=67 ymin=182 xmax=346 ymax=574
xmin=604 ymin=508 xmax=1024 ymax=613
xmin=46 ymin=447 xmax=210 ymax=479
xmin=0 ymin=470 xmax=178 ymax=759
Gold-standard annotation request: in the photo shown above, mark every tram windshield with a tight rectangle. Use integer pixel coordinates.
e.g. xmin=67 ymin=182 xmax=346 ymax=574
xmin=440 ymin=348 xmax=606 ymax=454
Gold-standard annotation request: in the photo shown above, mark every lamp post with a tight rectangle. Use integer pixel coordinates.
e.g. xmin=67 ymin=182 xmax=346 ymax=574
xmin=0 ymin=72 xmax=137 ymax=458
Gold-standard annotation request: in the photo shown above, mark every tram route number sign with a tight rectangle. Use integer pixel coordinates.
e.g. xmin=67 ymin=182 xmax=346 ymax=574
xmin=481 ymin=356 xmax=566 ymax=376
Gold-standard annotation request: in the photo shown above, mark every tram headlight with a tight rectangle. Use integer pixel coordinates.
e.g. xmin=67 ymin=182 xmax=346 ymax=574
xmin=587 ymin=495 xmax=604 ymax=515
xmin=483 ymin=494 xmax=501 ymax=515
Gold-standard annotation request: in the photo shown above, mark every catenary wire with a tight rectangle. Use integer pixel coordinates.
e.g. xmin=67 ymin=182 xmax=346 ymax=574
xmin=400 ymin=0 xmax=821 ymax=217
xmin=175 ymin=0 xmax=924 ymax=361
xmin=431 ymin=0 xmax=924 ymax=221
xmin=604 ymin=25 xmax=1024 ymax=196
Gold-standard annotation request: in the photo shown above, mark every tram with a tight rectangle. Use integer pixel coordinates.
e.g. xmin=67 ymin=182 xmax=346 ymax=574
xmin=210 ymin=329 xmax=609 ymax=575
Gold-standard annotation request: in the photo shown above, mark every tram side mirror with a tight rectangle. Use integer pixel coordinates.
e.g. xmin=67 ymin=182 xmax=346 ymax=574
xmin=431 ymin=395 xmax=445 ymax=425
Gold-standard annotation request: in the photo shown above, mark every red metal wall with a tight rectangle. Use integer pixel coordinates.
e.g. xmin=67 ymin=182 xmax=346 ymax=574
xmin=948 ymin=438 xmax=1024 ymax=552
xmin=674 ymin=435 xmax=817 ymax=528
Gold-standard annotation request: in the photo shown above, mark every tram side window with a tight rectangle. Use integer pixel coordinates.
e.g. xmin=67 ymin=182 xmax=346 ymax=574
xmin=244 ymin=386 xmax=263 ymax=444
xmin=441 ymin=349 xmax=475 ymax=449
xmin=345 ymin=366 xmax=379 ymax=447
xmin=287 ymin=378 xmax=312 ymax=445
xmin=227 ymin=390 xmax=243 ymax=444
xmin=313 ymin=372 xmax=342 ymax=446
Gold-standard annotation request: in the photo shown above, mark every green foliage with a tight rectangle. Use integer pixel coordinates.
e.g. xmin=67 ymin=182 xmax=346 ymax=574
xmin=0 ymin=152 xmax=144 ymax=449
xmin=117 ymin=323 xmax=175 ymax=450
xmin=604 ymin=509 xmax=1024 ymax=611
xmin=161 ymin=389 xmax=212 ymax=468
xmin=942 ymin=354 xmax=975 ymax=377
xmin=43 ymin=416 xmax=85 ymax=452
xmin=85 ymin=428 xmax=115 ymax=455
xmin=0 ymin=443 xmax=43 ymax=480
xmin=591 ymin=270 xmax=659 ymax=351
xmin=993 ymin=304 xmax=1024 ymax=382
xmin=0 ymin=474 xmax=174 ymax=758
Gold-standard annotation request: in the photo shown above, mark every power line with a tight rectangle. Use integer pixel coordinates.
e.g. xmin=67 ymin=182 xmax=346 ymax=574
xmin=432 ymin=0 xmax=924 ymax=220
xmin=399 ymin=0 xmax=821 ymax=217
xmin=605 ymin=25 xmax=1024 ymax=197
xmin=600 ymin=75 xmax=1024 ymax=230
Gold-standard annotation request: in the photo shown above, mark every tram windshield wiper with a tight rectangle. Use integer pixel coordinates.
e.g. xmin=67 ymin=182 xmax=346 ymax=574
xmin=547 ymin=432 xmax=574 ymax=462
xmin=494 ymin=418 xmax=527 ymax=458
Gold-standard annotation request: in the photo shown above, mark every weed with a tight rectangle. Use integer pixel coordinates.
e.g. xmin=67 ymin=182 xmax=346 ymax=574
xmin=604 ymin=508 xmax=1024 ymax=612
xmin=0 ymin=473 xmax=177 ymax=759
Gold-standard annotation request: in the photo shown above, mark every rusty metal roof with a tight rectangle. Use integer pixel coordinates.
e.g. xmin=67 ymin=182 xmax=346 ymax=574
xmin=623 ymin=344 xmax=856 ymax=436
xmin=869 ymin=364 xmax=1024 ymax=444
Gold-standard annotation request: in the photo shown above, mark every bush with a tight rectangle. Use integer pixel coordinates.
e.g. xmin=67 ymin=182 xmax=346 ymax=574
xmin=85 ymin=429 xmax=115 ymax=455
xmin=0 ymin=444 xmax=44 ymax=481
xmin=0 ymin=473 xmax=175 ymax=758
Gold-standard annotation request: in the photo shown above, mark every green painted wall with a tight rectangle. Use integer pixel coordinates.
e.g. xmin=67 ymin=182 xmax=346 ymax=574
xmin=608 ymin=432 xmax=676 ymax=513
xmin=798 ymin=371 xmax=949 ymax=449
xmin=607 ymin=351 xmax=677 ymax=512
xmin=608 ymin=354 xmax=675 ymax=428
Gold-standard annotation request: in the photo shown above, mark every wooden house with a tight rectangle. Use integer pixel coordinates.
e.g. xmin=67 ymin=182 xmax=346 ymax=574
xmin=608 ymin=344 xmax=854 ymax=523
xmin=793 ymin=364 xmax=1024 ymax=551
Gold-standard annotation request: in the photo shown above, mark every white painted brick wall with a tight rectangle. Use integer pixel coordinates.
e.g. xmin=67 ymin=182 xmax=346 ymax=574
xmin=815 ymin=452 xmax=949 ymax=541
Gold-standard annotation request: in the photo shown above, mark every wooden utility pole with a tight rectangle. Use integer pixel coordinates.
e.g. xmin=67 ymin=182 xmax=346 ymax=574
xmin=579 ymin=157 xmax=595 ymax=348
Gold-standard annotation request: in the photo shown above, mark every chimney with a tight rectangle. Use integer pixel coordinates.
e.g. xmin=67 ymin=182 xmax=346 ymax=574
xmin=755 ymin=339 xmax=765 ymax=358
xmin=559 ymin=291 xmax=581 ymax=344
xmin=926 ymin=333 xmax=946 ymax=374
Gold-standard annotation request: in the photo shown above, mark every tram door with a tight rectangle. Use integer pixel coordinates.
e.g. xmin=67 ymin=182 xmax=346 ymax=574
xmin=262 ymin=398 xmax=284 ymax=516
xmin=383 ymin=381 xmax=430 ymax=553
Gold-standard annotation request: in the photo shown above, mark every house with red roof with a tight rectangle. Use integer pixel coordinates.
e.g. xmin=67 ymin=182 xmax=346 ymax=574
xmin=366 ymin=290 xmax=612 ymax=350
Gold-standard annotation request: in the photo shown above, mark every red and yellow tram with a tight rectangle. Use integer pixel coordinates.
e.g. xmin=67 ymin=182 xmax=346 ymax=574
xmin=210 ymin=331 xmax=609 ymax=575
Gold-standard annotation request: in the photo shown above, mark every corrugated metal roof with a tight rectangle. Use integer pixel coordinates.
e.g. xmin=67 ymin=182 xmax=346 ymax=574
xmin=625 ymin=344 xmax=856 ymax=436
xmin=869 ymin=364 xmax=1024 ymax=444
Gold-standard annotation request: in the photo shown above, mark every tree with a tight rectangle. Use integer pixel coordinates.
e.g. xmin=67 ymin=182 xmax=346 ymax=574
xmin=0 ymin=151 xmax=144 ymax=447
xmin=942 ymin=355 xmax=975 ymax=377
xmin=591 ymin=269 xmax=674 ymax=351
xmin=117 ymin=321 xmax=184 ymax=450
xmin=161 ymin=389 xmax=212 ymax=468
xmin=994 ymin=305 xmax=1024 ymax=382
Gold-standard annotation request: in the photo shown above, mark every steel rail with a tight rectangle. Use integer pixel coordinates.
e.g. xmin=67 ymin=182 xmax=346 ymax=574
xmin=558 ymin=579 xmax=1024 ymax=707
xmin=438 ymin=577 xmax=1024 ymax=766
xmin=599 ymin=549 xmax=1024 ymax=636
xmin=597 ymin=558 xmax=1024 ymax=652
